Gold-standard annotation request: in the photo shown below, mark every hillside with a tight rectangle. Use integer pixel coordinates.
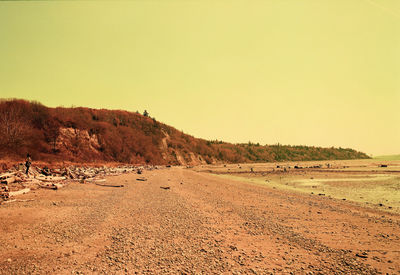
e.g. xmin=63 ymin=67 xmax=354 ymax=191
xmin=0 ymin=99 xmax=370 ymax=165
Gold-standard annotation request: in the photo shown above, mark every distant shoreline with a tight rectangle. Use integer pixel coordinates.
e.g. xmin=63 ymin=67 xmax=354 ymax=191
xmin=373 ymin=155 xmax=400 ymax=161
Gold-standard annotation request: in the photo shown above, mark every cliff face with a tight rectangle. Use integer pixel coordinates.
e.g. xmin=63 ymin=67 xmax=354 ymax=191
xmin=0 ymin=99 xmax=370 ymax=164
xmin=55 ymin=128 xmax=102 ymax=160
xmin=158 ymin=130 xmax=208 ymax=166
xmin=54 ymin=127 xmax=210 ymax=165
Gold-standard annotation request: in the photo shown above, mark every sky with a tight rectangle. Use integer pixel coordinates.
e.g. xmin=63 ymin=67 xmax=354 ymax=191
xmin=0 ymin=0 xmax=399 ymax=156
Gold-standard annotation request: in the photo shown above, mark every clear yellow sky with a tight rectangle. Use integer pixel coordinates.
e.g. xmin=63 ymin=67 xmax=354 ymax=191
xmin=0 ymin=0 xmax=399 ymax=156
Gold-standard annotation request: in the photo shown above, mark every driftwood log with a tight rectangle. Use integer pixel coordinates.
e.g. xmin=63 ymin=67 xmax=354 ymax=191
xmin=9 ymin=188 xmax=30 ymax=197
xmin=1 ymin=177 xmax=16 ymax=184
xmin=0 ymin=172 xmax=16 ymax=179
xmin=94 ymin=183 xmax=124 ymax=188
xmin=36 ymin=176 xmax=66 ymax=182
xmin=39 ymin=183 xmax=64 ymax=190
xmin=2 ymin=199 xmax=34 ymax=204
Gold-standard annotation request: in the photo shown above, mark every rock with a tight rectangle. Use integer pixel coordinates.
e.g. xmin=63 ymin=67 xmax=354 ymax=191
xmin=355 ymin=252 xmax=368 ymax=258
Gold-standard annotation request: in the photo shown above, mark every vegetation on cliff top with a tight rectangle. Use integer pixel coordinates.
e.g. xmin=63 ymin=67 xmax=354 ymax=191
xmin=0 ymin=99 xmax=370 ymax=164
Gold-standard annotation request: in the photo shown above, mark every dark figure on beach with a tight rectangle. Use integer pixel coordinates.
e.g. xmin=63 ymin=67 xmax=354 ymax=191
xmin=25 ymin=153 xmax=32 ymax=175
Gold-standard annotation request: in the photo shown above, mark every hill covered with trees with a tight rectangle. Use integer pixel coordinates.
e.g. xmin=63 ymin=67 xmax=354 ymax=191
xmin=0 ymin=99 xmax=370 ymax=165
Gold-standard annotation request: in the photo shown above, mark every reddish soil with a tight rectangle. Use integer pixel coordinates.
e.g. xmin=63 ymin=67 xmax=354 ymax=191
xmin=0 ymin=166 xmax=399 ymax=274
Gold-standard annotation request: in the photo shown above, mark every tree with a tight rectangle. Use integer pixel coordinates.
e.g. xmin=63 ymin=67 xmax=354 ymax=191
xmin=0 ymin=101 xmax=31 ymax=150
xmin=43 ymin=118 xmax=60 ymax=152
xmin=143 ymin=110 xmax=149 ymax=117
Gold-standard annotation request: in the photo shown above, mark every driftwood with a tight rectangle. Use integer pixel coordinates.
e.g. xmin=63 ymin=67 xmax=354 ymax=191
xmin=1 ymin=176 xmax=17 ymax=184
xmin=2 ymin=199 xmax=16 ymax=204
xmin=39 ymin=184 xmax=57 ymax=190
xmin=94 ymin=183 xmax=124 ymax=188
xmin=0 ymin=164 xmax=159 ymax=202
xmin=160 ymin=186 xmax=170 ymax=190
xmin=53 ymin=183 xmax=64 ymax=189
xmin=86 ymin=178 xmax=106 ymax=183
xmin=9 ymin=188 xmax=30 ymax=197
xmin=24 ymin=179 xmax=41 ymax=184
xmin=0 ymin=172 xmax=16 ymax=179
xmin=0 ymin=191 xmax=9 ymax=200
xmin=36 ymin=176 xmax=66 ymax=182
xmin=39 ymin=183 xmax=64 ymax=190
xmin=64 ymin=168 xmax=76 ymax=179
xmin=2 ymin=199 xmax=34 ymax=204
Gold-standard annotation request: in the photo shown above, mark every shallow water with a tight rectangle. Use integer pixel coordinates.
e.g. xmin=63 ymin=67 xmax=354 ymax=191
xmin=292 ymin=174 xmax=394 ymax=186
xmin=215 ymin=173 xmax=400 ymax=214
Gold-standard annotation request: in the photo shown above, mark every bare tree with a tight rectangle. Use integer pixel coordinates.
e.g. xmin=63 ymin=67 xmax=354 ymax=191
xmin=44 ymin=118 xmax=60 ymax=152
xmin=0 ymin=103 xmax=31 ymax=149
